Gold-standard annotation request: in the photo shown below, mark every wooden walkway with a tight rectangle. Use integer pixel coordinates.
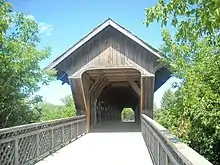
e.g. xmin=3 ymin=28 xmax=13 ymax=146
xmin=35 ymin=122 xmax=153 ymax=165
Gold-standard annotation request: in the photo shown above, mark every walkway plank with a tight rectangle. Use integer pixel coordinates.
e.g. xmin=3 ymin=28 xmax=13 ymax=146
xmin=36 ymin=125 xmax=153 ymax=165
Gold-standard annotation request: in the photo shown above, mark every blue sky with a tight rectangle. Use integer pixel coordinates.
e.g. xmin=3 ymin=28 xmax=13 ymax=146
xmin=10 ymin=0 xmax=176 ymax=107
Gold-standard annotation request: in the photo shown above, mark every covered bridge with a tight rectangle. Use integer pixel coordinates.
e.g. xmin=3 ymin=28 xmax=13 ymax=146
xmin=46 ymin=18 xmax=171 ymax=131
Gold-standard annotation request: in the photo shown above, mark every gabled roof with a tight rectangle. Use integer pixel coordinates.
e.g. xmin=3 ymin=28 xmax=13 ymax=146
xmin=46 ymin=18 xmax=162 ymax=70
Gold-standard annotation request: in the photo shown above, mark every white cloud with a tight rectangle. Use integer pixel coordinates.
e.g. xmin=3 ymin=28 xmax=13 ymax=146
xmin=25 ymin=14 xmax=54 ymax=36
xmin=25 ymin=14 xmax=35 ymax=20
xmin=38 ymin=22 xmax=54 ymax=36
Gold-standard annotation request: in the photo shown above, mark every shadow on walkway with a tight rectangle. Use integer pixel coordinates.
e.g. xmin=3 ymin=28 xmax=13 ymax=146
xmin=90 ymin=121 xmax=141 ymax=133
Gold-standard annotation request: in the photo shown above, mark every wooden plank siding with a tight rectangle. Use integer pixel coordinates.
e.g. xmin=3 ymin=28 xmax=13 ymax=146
xmin=57 ymin=27 xmax=157 ymax=78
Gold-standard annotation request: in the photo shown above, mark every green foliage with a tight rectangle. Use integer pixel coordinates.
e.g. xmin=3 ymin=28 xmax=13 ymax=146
xmin=153 ymin=102 xmax=160 ymax=118
xmin=160 ymin=89 xmax=175 ymax=110
xmin=0 ymin=0 xmax=56 ymax=128
xmin=145 ymin=0 xmax=220 ymax=164
xmin=121 ymin=108 xmax=135 ymax=121
xmin=156 ymin=89 xmax=190 ymax=142
xmin=39 ymin=95 xmax=76 ymax=121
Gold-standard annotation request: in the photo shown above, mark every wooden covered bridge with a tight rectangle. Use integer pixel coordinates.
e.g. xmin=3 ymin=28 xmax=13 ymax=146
xmin=46 ymin=18 xmax=170 ymax=130
xmin=0 ymin=19 xmax=212 ymax=165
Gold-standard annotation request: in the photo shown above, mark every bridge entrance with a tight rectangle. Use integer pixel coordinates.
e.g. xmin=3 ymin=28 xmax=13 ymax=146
xmin=46 ymin=18 xmax=171 ymax=132
xmin=82 ymin=68 xmax=141 ymax=129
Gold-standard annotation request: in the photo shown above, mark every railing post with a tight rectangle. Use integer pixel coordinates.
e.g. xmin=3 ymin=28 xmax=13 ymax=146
xmin=76 ymin=121 xmax=78 ymax=138
xmin=14 ymin=139 xmax=19 ymax=165
xmin=157 ymin=140 xmax=160 ymax=165
xmin=61 ymin=126 xmax=64 ymax=144
xmin=70 ymin=123 xmax=73 ymax=139
xmin=36 ymin=134 xmax=40 ymax=157
xmin=165 ymin=154 xmax=169 ymax=165
xmin=68 ymin=124 xmax=71 ymax=141
xmin=51 ymin=129 xmax=54 ymax=150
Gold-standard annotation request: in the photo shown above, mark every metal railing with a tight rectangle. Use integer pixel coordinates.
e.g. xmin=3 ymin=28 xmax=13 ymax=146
xmin=0 ymin=115 xmax=86 ymax=165
xmin=141 ymin=114 xmax=212 ymax=165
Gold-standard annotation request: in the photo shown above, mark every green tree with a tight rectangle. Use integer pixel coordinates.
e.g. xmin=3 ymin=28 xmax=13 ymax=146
xmin=39 ymin=102 xmax=63 ymax=121
xmin=60 ymin=95 xmax=76 ymax=117
xmin=0 ymin=0 xmax=55 ymax=128
xmin=121 ymin=108 xmax=135 ymax=121
xmin=39 ymin=95 xmax=76 ymax=121
xmin=160 ymin=89 xmax=175 ymax=110
xmin=145 ymin=0 xmax=220 ymax=164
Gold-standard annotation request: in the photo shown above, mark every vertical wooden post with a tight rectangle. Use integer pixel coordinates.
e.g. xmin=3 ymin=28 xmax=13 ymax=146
xmin=14 ymin=139 xmax=19 ymax=165
xmin=51 ymin=129 xmax=54 ymax=149
xmin=36 ymin=134 xmax=40 ymax=157
xmin=94 ymin=99 xmax=97 ymax=125
xmin=165 ymin=154 xmax=169 ymax=165
xmin=140 ymin=76 xmax=143 ymax=114
xmin=80 ymin=77 xmax=90 ymax=133
xmin=76 ymin=121 xmax=79 ymax=137
xmin=68 ymin=77 xmax=86 ymax=116
xmin=157 ymin=140 xmax=160 ymax=165
xmin=148 ymin=76 xmax=155 ymax=118
xmin=61 ymin=126 xmax=64 ymax=144
xmin=142 ymin=76 xmax=155 ymax=118
xmin=70 ymin=123 xmax=73 ymax=139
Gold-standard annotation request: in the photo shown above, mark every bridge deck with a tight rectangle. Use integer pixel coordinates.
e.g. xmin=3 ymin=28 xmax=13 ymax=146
xmin=35 ymin=122 xmax=153 ymax=165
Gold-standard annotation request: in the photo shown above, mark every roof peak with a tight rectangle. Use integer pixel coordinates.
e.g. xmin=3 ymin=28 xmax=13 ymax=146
xmin=46 ymin=18 xmax=162 ymax=70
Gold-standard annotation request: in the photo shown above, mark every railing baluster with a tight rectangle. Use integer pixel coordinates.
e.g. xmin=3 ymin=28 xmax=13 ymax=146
xmin=14 ymin=139 xmax=19 ymax=165
xmin=70 ymin=123 xmax=73 ymax=140
xmin=51 ymin=129 xmax=54 ymax=150
xmin=61 ymin=126 xmax=64 ymax=144
xmin=157 ymin=140 xmax=160 ymax=165
xmin=76 ymin=122 xmax=79 ymax=138
xmin=165 ymin=154 xmax=169 ymax=165
xmin=36 ymin=134 xmax=40 ymax=157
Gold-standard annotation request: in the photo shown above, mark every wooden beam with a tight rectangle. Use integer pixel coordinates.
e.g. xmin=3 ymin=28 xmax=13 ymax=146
xmin=107 ymin=78 xmax=140 ymax=81
xmin=93 ymin=78 xmax=110 ymax=99
xmin=86 ymin=69 xmax=138 ymax=74
xmin=110 ymin=82 xmax=130 ymax=87
xmin=128 ymin=80 xmax=141 ymax=96
xmin=79 ymin=78 xmax=90 ymax=132
xmin=84 ymin=73 xmax=94 ymax=84
xmin=89 ymin=72 xmax=138 ymax=77
xmin=89 ymin=73 xmax=105 ymax=95
xmin=140 ymin=76 xmax=143 ymax=114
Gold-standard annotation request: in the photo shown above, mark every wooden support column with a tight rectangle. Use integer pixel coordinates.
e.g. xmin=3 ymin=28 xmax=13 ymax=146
xmin=69 ymin=78 xmax=86 ymax=116
xmin=140 ymin=76 xmax=143 ymax=114
xmin=69 ymin=75 xmax=92 ymax=132
xmin=141 ymin=76 xmax=155 ymax=118
xmin=93 ymin=99 xmax=97 ymax=125
xmin=81 ymin=74 xmax=92 ymax=131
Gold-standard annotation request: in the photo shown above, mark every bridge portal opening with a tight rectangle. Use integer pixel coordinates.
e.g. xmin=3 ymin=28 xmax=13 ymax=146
xmin=82 ymin=68 xmax=141 ymax=130
xmin=121 ymin=108 xmax=135 ymax=122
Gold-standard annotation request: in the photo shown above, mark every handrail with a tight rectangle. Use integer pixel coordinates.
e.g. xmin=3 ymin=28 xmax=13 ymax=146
xmin=141 ymin=114 xmax=212 ymax=165
xmin=0 ymin=115 xmax=86 ymax=165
